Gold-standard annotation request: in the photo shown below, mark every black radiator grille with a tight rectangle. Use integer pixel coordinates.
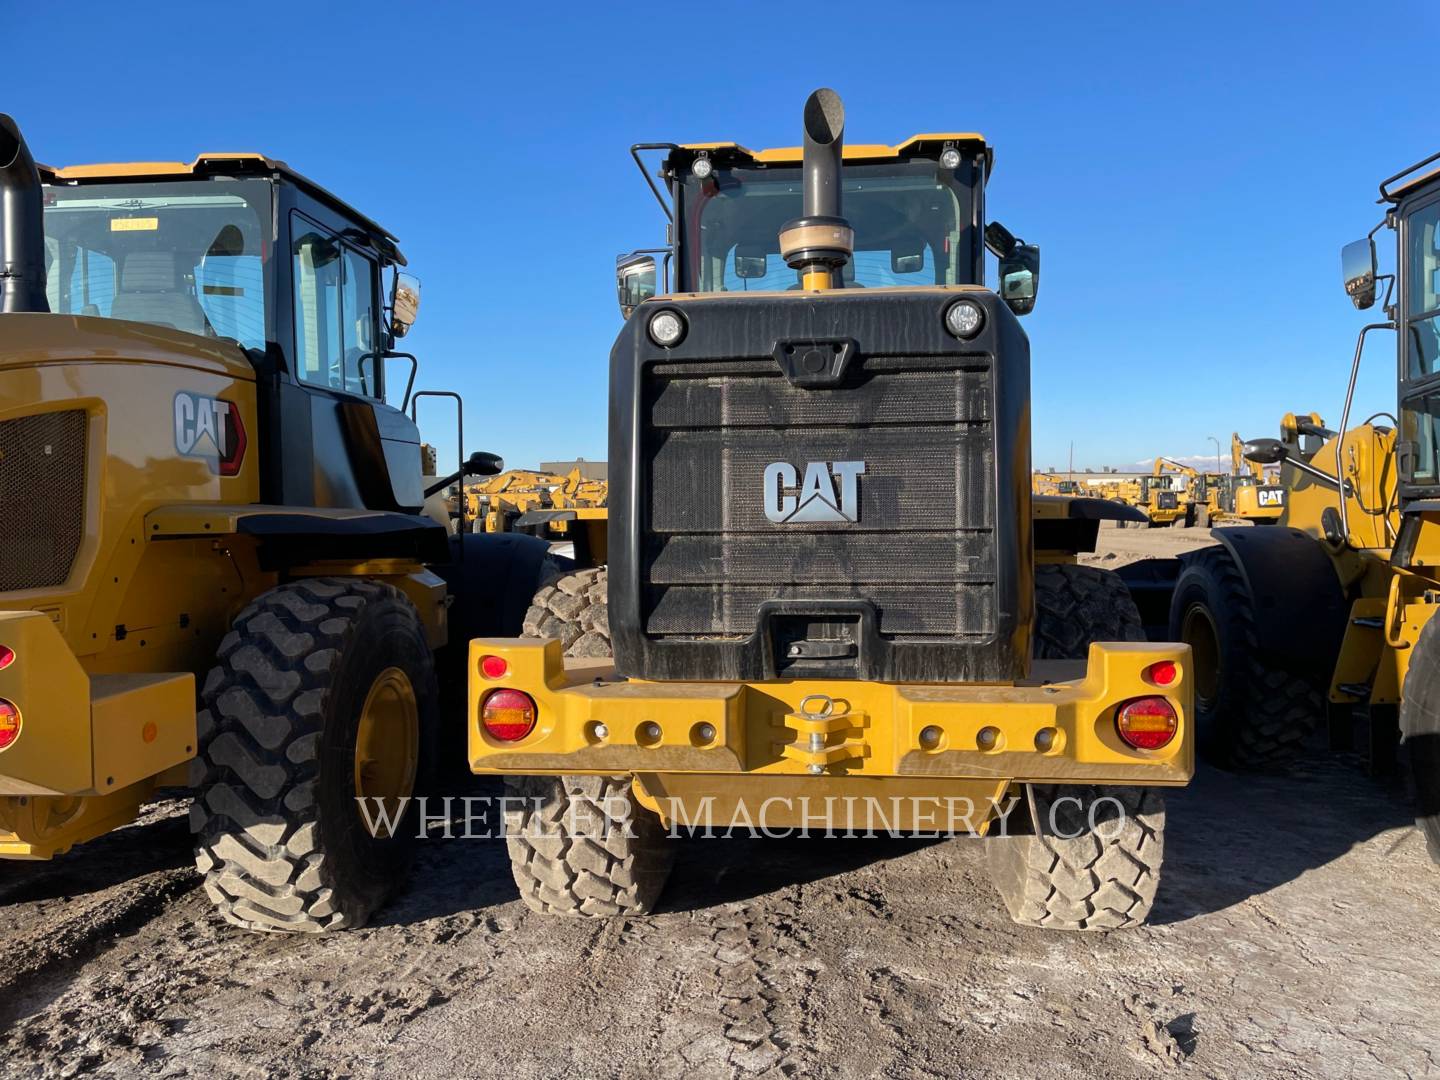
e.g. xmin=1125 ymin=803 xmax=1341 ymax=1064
xmin=641 ymin=356 xmax=995 ymax=641
xmin=0 ymin=410 xmax=88 ymax=592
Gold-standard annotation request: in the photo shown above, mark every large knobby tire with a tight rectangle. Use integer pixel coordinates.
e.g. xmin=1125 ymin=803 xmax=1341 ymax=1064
xmin=1168 ymin=545 xmax=1323 ymax=770
xmin=1032 ymin=563 xmax=1146 ymax=657
xmin=503 ymin=775 xmax=676 ymax=916
xmin=523 ymin=567 xmax=610 ymax=658
xmin=1399 ymin=615 xmax=1440 ymax=865
xmin=190 ymin=578 xmax=438 ymax=933
xmin=987 ymin=563 xmax=1165 ymax=931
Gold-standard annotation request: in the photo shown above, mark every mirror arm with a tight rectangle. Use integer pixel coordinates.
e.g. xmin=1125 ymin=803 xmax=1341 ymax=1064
xmin=1282 ymin=455 xmax=1353 ymax=496
xmin=630 ymin=144 xmax=679 ymax=222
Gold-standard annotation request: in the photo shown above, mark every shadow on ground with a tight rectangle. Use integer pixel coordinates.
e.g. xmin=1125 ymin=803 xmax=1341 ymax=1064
xmin=0 ymin=803 xmax=193 ymax=908
xmin=1149 ymin=751 xmax=1417 ymax=924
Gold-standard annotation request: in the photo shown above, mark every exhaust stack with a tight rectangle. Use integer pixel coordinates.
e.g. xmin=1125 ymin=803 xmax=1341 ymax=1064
xmin=778 ymin=89 xmax=853 ymax=291
xmin=0 ymin=114 xmax=49 ymax=314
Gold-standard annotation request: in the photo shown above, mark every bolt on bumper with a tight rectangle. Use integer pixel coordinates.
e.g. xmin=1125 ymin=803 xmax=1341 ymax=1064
xmin=467 ymin=637 xmax=1193 ymax=786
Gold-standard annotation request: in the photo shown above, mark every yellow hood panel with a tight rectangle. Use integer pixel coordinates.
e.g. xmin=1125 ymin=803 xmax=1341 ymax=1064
xmin=0 ymin=313 xmax=254 ymax=381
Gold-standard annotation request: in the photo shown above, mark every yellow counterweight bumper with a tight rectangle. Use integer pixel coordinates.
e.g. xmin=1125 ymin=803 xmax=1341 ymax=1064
xmin=466 ymin=638 xmax=1194 ymax=794
xmin=0 ymin=611 xmax=196 ymax=859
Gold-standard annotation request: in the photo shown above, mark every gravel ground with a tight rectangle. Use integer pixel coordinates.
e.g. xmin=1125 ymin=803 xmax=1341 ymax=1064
xmin=2 ymin=527 xmax=1436 ymax=1080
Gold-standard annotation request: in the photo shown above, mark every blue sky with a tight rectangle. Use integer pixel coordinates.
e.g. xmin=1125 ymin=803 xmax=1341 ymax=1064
xmin=9 ymin=1 xmax=1434 ymax=471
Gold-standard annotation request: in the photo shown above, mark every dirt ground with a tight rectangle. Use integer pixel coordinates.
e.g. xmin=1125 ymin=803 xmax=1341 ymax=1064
xmin=3 ymin=526 xmax=1436 ymax=1080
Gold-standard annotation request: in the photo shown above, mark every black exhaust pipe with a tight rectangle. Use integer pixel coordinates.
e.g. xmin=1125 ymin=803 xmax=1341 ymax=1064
xmin=0 ymin=114 xmax=50 ymax=314
xmin=778 ymin=89 xmax=853 ymax=290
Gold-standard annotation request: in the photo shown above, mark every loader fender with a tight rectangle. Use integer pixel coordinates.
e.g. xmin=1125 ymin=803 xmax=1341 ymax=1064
xmin=1033 ymin=495 xmax=1149 ymax=554
xmin=1193 ymin=526 xmax=1348 ymax=672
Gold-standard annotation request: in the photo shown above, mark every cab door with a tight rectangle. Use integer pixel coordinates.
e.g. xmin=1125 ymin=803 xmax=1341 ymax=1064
xmin=272 ymin=193 xmax=424 ymax=512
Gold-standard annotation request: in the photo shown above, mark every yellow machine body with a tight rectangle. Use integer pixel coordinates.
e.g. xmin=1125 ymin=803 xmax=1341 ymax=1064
xmin=467 ymin=638 xmax=1192 ymax=828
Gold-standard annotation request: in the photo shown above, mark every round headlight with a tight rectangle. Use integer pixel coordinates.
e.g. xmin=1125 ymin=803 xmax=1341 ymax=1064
xmin=939 ymin=147 xmax=962 ymax=170
xmin=648 ymin=309 xmax=687 ymax=347
xmin=691 ymin=156 xmax=713 ymax=179
xmin=944 ymin=299 xmax=985 ymax=339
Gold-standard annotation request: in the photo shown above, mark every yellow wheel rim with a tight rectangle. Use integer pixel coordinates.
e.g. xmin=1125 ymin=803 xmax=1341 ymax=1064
xmin=1182 ymin=603 xmax=1221 ymax=707
xmin=353 ymin=666 xmax=420 ymax=838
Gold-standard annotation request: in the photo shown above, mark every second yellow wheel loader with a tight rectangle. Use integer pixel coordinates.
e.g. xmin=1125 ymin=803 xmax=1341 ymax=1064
xmin=0 ymin=116 xmax=556 ymax=931
xmin=466 ymin=89 xmax=1192 ymax=932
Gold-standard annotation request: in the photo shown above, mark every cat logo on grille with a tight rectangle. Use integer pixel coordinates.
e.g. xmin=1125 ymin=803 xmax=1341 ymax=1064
xmin=174 ymin=392 xmax=247 ymax=476
xmin=763 ymin=461 xmax=865 ymax=524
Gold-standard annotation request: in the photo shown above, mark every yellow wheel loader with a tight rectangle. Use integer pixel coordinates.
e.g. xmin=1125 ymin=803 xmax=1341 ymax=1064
xmin=1124 ymin=151 xmax=1440 ymax=864
xmin=466 ymin=90 xmax=1192 ymax=931
xmin=0 ymin=117 xmax=557 ymax=930
xmin=1216 ymin=432 xmax=1286 ymax=523
xmin=1142 ymin=457 xmax=1198 ymax=527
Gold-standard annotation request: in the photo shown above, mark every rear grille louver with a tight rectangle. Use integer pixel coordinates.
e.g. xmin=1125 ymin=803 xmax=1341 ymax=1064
xmin=642 ymin=356 xmax=997 ymax=642
xmin=0 ymin=410 xmax=88 ymax=592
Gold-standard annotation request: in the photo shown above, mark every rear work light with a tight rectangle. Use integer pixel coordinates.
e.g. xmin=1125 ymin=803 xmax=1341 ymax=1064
xmin=1116 ymin=696 xmax=1178 ymax=751
xmin=0 ymin=698 xmax=20 ymax=751
xmin=481 ymin=688 xmax=537 ymax=742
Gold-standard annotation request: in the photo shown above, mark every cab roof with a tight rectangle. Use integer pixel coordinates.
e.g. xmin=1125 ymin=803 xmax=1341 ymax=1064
xmin=1382 ymin=160 xmax=1440 ymax=203
xmin=38 ymin=152 xmax=405 ymax=265
xmin=669 ymin=133 xmax=994 ymax=181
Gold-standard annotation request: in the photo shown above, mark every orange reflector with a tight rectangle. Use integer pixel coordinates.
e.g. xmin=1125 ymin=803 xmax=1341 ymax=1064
xmin=482 ymin=688 xmax=536 ymax=742
xmin=0 ymin=698 xmax=20 ymax=751
xmin=0 ymin=646 xmax=13 ymax=670
xmin=1145 ymin=660 xmax=1178 ymax=687
xmin=1116 ymin=696 xmax=1177 ymax=751
xmin=480 ymin=654 xmax=509 ymax=679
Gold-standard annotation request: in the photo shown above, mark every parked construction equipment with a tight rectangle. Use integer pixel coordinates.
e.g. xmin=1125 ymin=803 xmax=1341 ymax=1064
xmin=1120 ymin=150 xmax=1440 ymax=865
xmin=469 ymin=89 xmax=1191 ymax=931
xmin=1142 ymin=458 xmax=1197 ymax=527
xmin=0 ymin=116 xmax=556 ymax=930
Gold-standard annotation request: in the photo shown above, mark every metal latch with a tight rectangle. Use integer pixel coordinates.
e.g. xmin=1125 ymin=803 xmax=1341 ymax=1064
xmin=773 ymin=694 xmax=869 ymax=774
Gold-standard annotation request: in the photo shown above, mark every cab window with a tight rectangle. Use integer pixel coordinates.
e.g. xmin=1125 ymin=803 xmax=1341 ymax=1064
xmin=681 ymin=158 xmax=973 ymax=292
xmin=1406 ymin=198 xmax=1440 ymax=379
xmin=292 ymin=213 xmax=379 ymax=396
xmin=41 ymin=178 xmax=270 ymax=350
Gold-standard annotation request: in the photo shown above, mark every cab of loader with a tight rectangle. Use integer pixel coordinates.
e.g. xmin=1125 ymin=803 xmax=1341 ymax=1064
xmin=20 ymin=142 xmax=437 ymax=517
xmin=611 ymin=94 xmax=1047 ymax=682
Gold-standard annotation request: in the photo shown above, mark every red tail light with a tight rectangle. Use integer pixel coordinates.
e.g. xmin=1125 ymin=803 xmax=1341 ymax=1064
xmin=479 ymin=654 xmax=509 ymax=679
xmin=0 ymin=698 xmax=20 ymax=751
xmin=1116 ymin=696 xmax=1177 ymax=750
xmin=0 ymin=645 xmax=14 ymax=671
xmin=1144 ymin=660 xmax=1177 ymax=687
xmin=482 ymin=688 xmax=537 ymax=742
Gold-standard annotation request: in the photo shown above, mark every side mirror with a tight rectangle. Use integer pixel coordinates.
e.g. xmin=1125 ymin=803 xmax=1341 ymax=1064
xmin=617 ymin=253 xmax=657 ymax=319
xmin=1242 ymin=438 xmax=1287 ymax=465
xmin=391 ymin=273 xmax=421 ymax=338
xmin=1341 ymin=238 xmax=1377 ymax=310
xmin=998 ymin=244 xmax=1040 ymax=316
xmin=734 ymin=244 xmax=768 ymax=280
xmin=465 ymin=450 xmax=504 ymax=477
